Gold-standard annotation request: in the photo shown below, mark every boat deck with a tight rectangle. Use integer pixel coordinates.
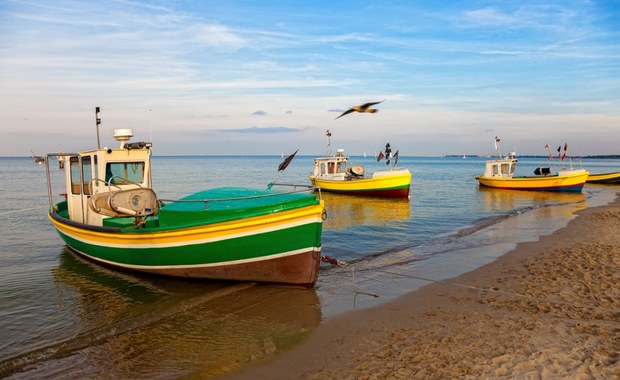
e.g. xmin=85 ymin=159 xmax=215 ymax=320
xmin=101 ymin=187 xmax=319 ymax=230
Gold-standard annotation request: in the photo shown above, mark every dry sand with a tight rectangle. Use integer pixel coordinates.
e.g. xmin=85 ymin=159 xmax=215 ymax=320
xmin=227 ymin=193 xmax=620 ymax=379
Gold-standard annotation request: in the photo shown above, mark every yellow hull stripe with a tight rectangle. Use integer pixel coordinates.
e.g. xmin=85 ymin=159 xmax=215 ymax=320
xmin=49 ymin=202 xmax=324 ymax=248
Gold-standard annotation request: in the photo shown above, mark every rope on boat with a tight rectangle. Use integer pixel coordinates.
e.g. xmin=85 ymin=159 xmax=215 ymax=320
xmin=352 ymin=266 xmax=380 ymax=298
xmin=320 ymin=255 xmax=379 ymax=299
xmin=321 ymin=255 xmax=347 ymax=266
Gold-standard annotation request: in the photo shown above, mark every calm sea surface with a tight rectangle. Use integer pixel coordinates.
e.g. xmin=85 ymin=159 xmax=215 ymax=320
xmin=1 ymin=155 xmax=618 ymax=378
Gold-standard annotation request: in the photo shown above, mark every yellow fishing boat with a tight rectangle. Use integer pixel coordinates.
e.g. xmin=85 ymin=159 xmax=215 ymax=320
xmin=475 ymin=138 xmax=589 ymax=192
xmin=309 ymin=130 xmax=411 ymax=198
xmin=586 ymin=171 xmax=620 ymax=184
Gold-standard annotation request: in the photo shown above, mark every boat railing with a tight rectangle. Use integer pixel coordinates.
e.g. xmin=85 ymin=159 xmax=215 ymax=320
xmin=158 ymin=184 xmax=320 ymax=210
xmin=267 ymin=182 xmax=315 ymax=191
xmin=89 ymin=177 xmax=122 ymax=194
xmin=44 ymin=153 xmax=79 ymax=213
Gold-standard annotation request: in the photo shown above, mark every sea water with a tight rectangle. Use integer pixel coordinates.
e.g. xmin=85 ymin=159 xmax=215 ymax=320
xmin=0 ymin=155 xmax=618 ymax=378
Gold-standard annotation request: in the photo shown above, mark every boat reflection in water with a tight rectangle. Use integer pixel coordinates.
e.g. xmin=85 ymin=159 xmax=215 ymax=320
xmin=478 ymin=185 xmax=586 ymax=214
xmin=5 ymin=250 xmax=321 ymax=379
xmin=320 ymin=192 xmax=411 ymax=230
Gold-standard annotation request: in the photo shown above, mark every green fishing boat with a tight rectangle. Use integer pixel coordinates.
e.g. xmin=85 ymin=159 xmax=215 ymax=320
xmin=43 ymin=109 xmax=324 ymax=286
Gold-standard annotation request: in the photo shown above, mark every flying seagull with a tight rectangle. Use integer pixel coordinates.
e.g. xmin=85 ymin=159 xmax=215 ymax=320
xmin=335 ymin=100 xmax=384 ymax=120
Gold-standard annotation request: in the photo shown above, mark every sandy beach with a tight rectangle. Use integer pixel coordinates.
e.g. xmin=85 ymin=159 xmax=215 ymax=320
xmin=227 ymin=193 xmax=620 ymax=379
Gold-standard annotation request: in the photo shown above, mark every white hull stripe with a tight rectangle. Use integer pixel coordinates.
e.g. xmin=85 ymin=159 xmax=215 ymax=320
xmin=57 ymin=216 xmax=322 ymax=249
xmin=70 ymin=246 xmax=322 ymax=270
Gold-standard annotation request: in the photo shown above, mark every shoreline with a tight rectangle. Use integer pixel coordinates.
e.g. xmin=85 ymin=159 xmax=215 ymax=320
xmin=226 ymin=191 xmax=620 ymax=379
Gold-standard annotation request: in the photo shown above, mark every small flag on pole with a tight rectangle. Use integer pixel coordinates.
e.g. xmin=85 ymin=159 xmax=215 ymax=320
xmin=561 ymin=143 xmax=568 ymax=161
xmin=394 ymin=150 xmax=399 ymax=165
xmin=278 ymin=149 xmax=298 ymax=172
xmin=377 ymin=151 xmax=385 ymax=162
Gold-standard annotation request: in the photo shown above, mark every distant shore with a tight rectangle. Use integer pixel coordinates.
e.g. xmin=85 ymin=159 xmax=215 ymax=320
xmin=226 ymin=191 xmax=620 ymax=379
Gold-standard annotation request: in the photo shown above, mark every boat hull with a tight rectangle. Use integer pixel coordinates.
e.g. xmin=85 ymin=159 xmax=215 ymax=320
xmin=48 ymin=202 xmax=324 ymax=287
xmin=586 ymin=171 xmax=620 ymax=184
xmin=476 ymin=171 xmax=589 ymax=192
xmin=310 ymin=171 xmax=411 ymax=198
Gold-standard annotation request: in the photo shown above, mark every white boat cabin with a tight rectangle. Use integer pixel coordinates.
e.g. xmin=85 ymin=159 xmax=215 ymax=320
xmin=58 ymin=129 xmax=158 ymax=227
xmin=482 ymin=152 xmax=517 ymax=179
xmin=312 ymin=149 xmax=365 ymax=180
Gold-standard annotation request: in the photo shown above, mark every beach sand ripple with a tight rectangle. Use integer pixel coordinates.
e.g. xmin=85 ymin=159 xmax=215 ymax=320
xmin=228 ymin=200 xmax=620 ymax=380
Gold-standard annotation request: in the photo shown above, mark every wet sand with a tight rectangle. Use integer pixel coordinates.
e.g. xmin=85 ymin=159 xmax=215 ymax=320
xmin=227 ymin=193 xmax=620 ymax=379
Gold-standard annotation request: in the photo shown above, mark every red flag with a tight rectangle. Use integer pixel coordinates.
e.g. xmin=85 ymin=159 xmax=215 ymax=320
xmin=561 ymin=152 xmax=566 ymax=161
xmin=377 ymin=151 xmax=384 ymax=162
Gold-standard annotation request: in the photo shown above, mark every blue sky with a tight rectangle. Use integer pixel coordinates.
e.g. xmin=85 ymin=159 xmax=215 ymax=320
xmin=1 ymin=0 xmax=618 ymax=156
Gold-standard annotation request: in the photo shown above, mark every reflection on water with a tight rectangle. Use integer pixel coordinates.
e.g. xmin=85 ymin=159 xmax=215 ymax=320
xmin=478 ymin=186 xmax=586 ymax=213
xmin=320 ymin=192 xmax=410 ymax=230
xmin=3 ymin=156 xmax=618 ymax=379
xmin=3 ymin=251 xmax=321 ymax=379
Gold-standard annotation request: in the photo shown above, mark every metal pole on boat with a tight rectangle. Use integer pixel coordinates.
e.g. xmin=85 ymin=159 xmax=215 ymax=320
xmin=95 ymin=107 xmax=101 ymax=149
xmin=325 ymin=130 xmax=332 ymax=156
xmin=45 ymin=154 xmax=53 ymax=213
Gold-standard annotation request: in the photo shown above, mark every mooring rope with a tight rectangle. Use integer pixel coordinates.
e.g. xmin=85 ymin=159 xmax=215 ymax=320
xmin=322 ymin=256 xmax=619 ymax=314
xmin=376 ymin=268 xmax=620 ymax=315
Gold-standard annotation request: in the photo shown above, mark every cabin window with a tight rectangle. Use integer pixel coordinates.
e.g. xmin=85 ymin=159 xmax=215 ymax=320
xmin=70 ymin=157 xmax=81 ymax=194
xmin=501 ymin=163 xmax=510 ymax=174
xmin=320 ymin=162 xmax=327 ymax=175
xmin=82 ymin=156 xmax=92 ymax=195
xmin=492 ymin=164 xmax=499 ymax=176
xmin=105 ymin=162 xmax=145 ymax=185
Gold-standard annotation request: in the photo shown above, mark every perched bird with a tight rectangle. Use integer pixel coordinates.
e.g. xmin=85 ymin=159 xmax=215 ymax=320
xmin=335 ymin=100 xmax=384 ymax=120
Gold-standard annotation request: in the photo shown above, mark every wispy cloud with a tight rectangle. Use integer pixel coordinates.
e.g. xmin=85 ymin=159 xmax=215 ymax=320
xmin=218 ymin=127 xmax=302 ymax=134
xmin=479 ymin=50 xmax=523 ymax=55
xmin=0 ymin=0 xmax=617 ymax=155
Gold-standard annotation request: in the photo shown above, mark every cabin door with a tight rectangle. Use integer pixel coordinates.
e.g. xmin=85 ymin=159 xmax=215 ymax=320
xmin=67 ymin=155 xmax=99 ymax=224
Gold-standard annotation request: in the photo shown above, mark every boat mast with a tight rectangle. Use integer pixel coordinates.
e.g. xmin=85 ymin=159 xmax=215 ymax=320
xmin=95 ymin=106 xmax=102 ymax=149
xmin=494 ymin=136 xmax=502 ymax=158
xmin=325 ymin=129 xmax=332 ymax=156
